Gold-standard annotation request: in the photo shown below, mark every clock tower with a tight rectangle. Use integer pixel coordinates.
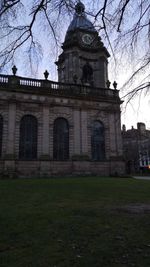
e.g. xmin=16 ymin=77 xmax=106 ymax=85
xmin=56 ymin=1 xmax=110 ymax=88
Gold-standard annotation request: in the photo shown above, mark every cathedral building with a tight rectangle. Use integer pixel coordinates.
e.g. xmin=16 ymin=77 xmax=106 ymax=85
xmin=0 ymin=2 xmax=124 ymax=177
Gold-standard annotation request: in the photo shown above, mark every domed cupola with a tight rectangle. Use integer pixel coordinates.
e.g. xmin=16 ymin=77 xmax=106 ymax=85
xmin=64 ymin=1 xmax=97 ymax=47
xmin=67 ymin=1 xmax=96 ymax=34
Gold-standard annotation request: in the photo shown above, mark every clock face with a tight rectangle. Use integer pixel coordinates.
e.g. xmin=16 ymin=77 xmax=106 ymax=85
xmin=82 ymin=34 xmax=93 ymax=45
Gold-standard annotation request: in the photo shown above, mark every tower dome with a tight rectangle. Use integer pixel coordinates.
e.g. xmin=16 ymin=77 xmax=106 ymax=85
xmin=65 ymin=1 xmax=96 ymax=41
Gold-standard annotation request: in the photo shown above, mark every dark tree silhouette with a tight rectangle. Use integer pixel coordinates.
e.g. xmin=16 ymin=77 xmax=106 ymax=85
xmin=0 ymin=0 xmax=149 ymax=100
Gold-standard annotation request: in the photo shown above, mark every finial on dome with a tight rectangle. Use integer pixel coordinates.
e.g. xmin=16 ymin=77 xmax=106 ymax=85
xmin=75 ymin=1 xmax=85 ymax=14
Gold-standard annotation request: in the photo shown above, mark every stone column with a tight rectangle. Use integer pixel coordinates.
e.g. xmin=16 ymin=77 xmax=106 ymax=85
xmin=98 ymin=57 xmax=105 ymax=88
xmin=6 ymin=102 xmax=16 ymax=157
xmin=66 ymin=55 xmax=69 ymax=82
xmin=41 ymin=105 xmax=50 ymax=158
xmin=68 ymin=53 xmax=73 ymax=83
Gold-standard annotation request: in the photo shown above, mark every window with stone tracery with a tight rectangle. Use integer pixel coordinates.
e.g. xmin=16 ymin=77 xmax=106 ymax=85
xmin=91 ymin=120 xmax=105 ymax=161
xmin=19 ymin=115 xmax=38 ymax=160
xmin=53 ymin=118 xmax=69 ymax=160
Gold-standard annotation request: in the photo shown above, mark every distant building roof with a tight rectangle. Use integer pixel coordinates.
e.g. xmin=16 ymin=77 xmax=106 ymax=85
xmin=122 ymin=123 xmax=150 ymax=139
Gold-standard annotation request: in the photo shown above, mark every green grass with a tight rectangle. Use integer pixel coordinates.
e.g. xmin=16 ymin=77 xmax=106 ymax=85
xmin=0 ymin=177 xmax=150 ymax=267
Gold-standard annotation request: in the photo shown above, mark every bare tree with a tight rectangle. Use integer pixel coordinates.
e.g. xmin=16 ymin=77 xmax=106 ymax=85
xmin=0 ymin=0 xmax=149 ymax=99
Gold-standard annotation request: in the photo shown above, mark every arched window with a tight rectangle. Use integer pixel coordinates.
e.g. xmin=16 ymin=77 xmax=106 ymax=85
xmin=91 ymin=120 xmax=105 ymax=161
xmin=81 ymin=62 xmax=93 ymax=85
xmin=19 ymin=115 xmax=38 ymax=160
xmin=53 ymin=118 xmax=69 ymax=160
xmin=0 ymin=115 xmax=3 ymax=157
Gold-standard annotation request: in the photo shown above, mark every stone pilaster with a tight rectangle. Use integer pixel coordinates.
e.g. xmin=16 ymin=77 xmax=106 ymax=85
xmin=81 ymin=110 xmax=88 ymax=154
xmin=41 ymin=105 xmax=50 ymax=159
xmin=73 ymin=109 xmax=81 ymax=155
xmin=6 ymin=102 xmax=16 ymax=158
xmin=109 ymin=112 xmax=117 ymax=157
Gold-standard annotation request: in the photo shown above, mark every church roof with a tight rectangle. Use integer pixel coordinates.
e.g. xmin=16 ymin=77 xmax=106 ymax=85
xmin=66 ymin=1 xmax=96 ymax=35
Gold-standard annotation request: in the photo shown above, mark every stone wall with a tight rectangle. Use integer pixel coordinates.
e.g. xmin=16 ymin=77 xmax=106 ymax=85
xmin=0 ymin=86 xmax=125 ymax=177
xmin=0 ymin=160 xmax=125 ymax=178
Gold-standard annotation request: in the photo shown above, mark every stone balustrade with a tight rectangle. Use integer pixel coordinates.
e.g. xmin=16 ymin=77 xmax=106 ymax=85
xmin=0 ymin=74 xmax=120 ymax=100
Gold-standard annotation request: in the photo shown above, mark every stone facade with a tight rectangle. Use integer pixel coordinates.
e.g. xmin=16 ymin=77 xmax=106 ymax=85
xmin=122 ymin=123 xmax=150 ymax=174
xmin=0 ymin=2 xmax=125 ymax=177
xmin=0 ymin=78 xmax=124 ymax=177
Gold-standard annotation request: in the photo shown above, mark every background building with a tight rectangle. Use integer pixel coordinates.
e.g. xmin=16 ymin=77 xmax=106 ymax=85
xmin=122 ymin=123 xmax=150 ymax=174
xmin=0 ymin=2 xmax=124 ymax=177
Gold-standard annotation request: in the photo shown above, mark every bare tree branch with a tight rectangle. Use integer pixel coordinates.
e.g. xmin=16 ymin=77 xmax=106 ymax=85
xmin=0 ymin=0 xmax=20 ymax=17
xmin=0 ymin=0 xmax=149 ymax=105
xmin=117 ymin=0 xmax=130 ymax=32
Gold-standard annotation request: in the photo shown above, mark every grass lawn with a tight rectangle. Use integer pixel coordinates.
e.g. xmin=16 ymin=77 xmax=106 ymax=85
xmin=0 ymin=177 xmax=150 ymax=267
